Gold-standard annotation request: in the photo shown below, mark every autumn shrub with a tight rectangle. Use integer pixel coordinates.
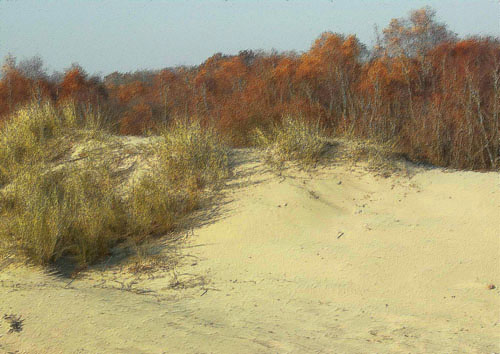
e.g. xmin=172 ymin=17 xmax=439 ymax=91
xmin=127 ymin=119 xmax=230 ymax=237
xmin=254 ymin=115 xmax=328 ymax=169
xmin=119 ymin=102 xmax=154 ymax=136
xmin=0 ymin=161 xmax=126 ymax=266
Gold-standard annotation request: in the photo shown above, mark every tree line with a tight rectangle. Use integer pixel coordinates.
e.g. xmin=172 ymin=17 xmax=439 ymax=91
xmin=1 ymin=7 xmax=498 ymax=170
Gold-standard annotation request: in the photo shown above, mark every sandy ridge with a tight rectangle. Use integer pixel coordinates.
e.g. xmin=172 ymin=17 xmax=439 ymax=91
xmin=0 ymin=146 xmax=499 ymax=353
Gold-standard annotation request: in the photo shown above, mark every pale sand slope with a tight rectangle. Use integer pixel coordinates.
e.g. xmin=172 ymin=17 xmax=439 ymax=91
xmin=0 ymin=149 xmax=499 ymax=353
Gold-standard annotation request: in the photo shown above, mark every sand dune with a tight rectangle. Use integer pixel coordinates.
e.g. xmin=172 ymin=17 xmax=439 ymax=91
xmin=1 ymin=148 xmax=499 ymax=353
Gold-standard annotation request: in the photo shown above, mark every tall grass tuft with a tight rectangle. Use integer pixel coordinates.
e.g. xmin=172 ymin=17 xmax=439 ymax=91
xmin=0 ymin=101 xmax=109 ymax=185
xmin=1 ymin=161 xmax=126 ymax=266
xmin=0 ymin=103 xmax=66 ymax=184
xmin=128 ymin=120 xmax=230 ymax=236
xmin=253 ymin=115 xmax=328 ymax=169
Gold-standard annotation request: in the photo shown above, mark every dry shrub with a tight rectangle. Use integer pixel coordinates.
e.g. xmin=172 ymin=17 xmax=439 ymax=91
xmin=127 ymin=173 xmax=200 ymax=236
xmin=254 ymin=115 xmax=328 ymax=169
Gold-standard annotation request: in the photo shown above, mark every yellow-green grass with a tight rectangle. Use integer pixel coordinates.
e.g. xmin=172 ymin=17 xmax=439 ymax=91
xmin=253 ymin=115 xmax=328 ymax=169
xmin=128 ymin=120 xmax=230 ymax=236
xmin=0 ymin=106 xmax=230 ymax=267
xmin=0 ymin=101 xmax=109 ymax=185
xmin=0 ymin=161 xmax=126 ymax=266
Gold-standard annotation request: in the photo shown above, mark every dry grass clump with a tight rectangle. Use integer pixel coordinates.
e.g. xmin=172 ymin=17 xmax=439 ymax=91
xmin=128 ymin=120 xmax=230 ymax=236
xmin=127 ymin=173 xmax=199 ymax=236
xmin=253 ymin=115 xmax=328 ymax=169
xmin=335 ymin=137 xmax=410 ymax=177
xmin=0 ymin=103 xmax=67 ymax=185
xmin=0 ymin=161 xmax=126 ymax=266
xmin=156 ymin=120 xmax=231 ymax=188
xmin=0 ymin=101 xmax=109 ymax=185
xmin=0 ymin=106 xmax=230 ymax=268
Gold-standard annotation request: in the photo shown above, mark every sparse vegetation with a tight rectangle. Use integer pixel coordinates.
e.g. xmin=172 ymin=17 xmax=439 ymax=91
xmin=335 ymin=138 xmax=410 ymax=177
xmin=3 ymin=313 xmax=24 ymax=333
xmin=254 ymin=115 xmax=328 ymax=169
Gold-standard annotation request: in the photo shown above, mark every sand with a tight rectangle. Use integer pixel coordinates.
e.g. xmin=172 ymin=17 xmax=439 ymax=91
xmin=0 ymin=148 xmax=499 ymax=353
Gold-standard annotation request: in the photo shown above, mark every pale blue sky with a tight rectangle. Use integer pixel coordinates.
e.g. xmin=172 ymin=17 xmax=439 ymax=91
xmin=1 ymin=0 xmax=499 ymax=75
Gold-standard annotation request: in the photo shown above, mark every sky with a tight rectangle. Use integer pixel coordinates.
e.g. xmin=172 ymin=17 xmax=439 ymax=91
xmin=1 ymin=0 xmax=499 ymax=76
